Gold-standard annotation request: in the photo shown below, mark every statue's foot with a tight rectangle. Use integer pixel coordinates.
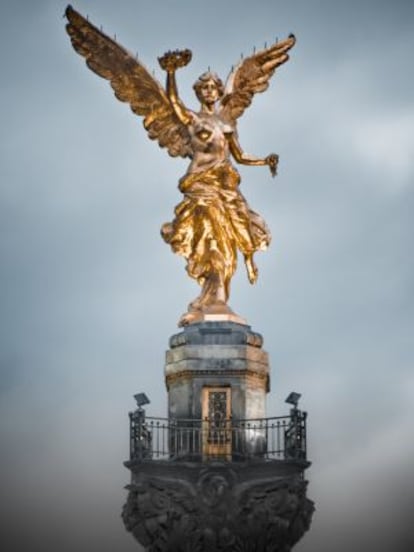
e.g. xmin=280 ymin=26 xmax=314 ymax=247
xmin=178 ymin=310 xmax=203 ymax=327
xmin=189 ymin=298 xmax=203 ymax=311
xmin=179 ymin=297 xmax=234 ymax=327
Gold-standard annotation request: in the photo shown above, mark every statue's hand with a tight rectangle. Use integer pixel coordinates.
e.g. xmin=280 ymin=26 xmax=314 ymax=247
xmin=265 ymin=153 xmax=279 ymax=177
xmin=158 ymin=49 xmax=192 ymax=72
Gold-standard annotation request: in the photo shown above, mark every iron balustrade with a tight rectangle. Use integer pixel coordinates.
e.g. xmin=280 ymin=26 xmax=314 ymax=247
xmin=128 ymin=411 xmax=307 ymax=462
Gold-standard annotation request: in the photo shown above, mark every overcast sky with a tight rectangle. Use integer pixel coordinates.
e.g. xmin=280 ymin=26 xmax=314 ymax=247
xmin=1 ymin=1 xmax=413 ymax=551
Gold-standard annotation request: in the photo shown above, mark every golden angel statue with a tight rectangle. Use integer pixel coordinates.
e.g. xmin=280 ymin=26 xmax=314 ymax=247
xmin=65 ymin=5 xmax=295 ymax=326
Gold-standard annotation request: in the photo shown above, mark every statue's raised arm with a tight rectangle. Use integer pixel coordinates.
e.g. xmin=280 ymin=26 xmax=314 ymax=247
xmin=158 ymin=49 xmax=193 ymax=126
xmin=65 ymin=5 xmax=296 ymax=326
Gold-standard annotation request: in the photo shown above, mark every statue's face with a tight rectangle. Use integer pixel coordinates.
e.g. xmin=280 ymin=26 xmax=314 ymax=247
xmin=198 ymin=79 xmax=220 ymax=105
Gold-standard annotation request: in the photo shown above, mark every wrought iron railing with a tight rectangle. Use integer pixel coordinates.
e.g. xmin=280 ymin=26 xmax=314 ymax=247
xmin=128 ymin=410 xmax=307 ymax=462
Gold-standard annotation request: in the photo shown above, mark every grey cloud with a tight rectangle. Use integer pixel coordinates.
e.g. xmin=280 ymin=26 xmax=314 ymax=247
xmin=1 ymin=1 xmax=413 ymax=551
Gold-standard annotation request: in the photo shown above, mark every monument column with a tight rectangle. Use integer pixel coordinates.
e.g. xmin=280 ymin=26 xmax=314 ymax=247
xmin=64 ymin=7 xmax=314 ymax=549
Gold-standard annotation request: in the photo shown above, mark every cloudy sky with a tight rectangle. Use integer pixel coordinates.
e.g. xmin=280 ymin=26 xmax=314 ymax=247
xmin=1 ymin=1 xmax=413 ymax=551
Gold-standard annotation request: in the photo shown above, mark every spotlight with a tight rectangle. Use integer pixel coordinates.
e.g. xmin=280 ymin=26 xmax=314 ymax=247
xmin=134 ymin=393 xmax=150 ymax=408
xmin=285 ymin=392 xmax=301 ymax=408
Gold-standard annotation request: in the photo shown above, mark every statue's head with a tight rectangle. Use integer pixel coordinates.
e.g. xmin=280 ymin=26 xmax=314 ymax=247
xmin=193 ymin=71 xmax=224 ymax=104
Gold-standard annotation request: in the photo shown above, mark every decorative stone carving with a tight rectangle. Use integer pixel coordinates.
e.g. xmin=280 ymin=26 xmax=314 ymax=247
xmin=122 ymin=460 xmax=314 ymax=551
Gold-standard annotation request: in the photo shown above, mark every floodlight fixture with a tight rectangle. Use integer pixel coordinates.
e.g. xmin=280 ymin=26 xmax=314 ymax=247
xmin=285 ymin=392 xmax=301 ymax=408
xmin=134 ymin=392 xmax=150 ymax=408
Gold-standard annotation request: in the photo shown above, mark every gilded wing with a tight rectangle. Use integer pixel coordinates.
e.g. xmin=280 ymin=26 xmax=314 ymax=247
xmin=65 ymin=5 xmax=191 ymax=158
xmin=220 ymin=34 xmax=296 ymax=123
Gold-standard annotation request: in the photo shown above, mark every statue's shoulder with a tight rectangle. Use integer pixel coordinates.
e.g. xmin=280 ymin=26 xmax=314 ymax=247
xmin=220 ymin=120 xmax=235 ymax=135
xmin=216 ymin=111 xmax=236 ymax=134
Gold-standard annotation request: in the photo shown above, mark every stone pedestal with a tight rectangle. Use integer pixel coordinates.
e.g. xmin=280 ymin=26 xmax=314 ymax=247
xmin=123 ymin=321 xmax=314 ymax=550
xmin=165 ymin=322 xmax=269 ymax=422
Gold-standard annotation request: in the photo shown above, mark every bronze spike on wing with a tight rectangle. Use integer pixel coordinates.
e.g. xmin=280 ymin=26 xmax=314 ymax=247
xmin=65 ymin=5 xmax=191 ymax=158
xmin=220 ymin=34 xmax=296 ymax=123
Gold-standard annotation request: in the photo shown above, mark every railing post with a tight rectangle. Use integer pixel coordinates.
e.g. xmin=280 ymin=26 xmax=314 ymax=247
xmin=129 ymin=411 xmax=134 ymax=460
xmin=284 ymin=408 xmax=306 ymax=460
xmin=130 ymin=407 xmax=153 ymax=461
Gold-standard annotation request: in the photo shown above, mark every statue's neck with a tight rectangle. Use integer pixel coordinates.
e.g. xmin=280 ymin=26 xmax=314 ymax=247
xmin=200 ymin=103 xmax=216 ymax=115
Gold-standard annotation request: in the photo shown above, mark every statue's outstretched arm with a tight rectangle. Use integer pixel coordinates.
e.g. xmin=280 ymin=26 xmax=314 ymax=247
xmin=159 ymin=50 xmax=192 ymax=126
xmin=228 ymin=133 xmax=278 ymax=177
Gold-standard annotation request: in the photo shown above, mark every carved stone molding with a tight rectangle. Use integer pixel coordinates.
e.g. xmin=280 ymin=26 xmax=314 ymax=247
xmin=165 ymin=368 xmax=269 ymax=390
xmin=122 ymin=460 xmax=314 ymax=551
xmin=169 ymin=322 xmax=264 ymax=349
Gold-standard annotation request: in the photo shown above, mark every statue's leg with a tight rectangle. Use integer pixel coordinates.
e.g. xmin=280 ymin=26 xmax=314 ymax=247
xmin=189 ymin=273 xmax=226 ymax=309
xmin=186 ymin=239 xmax=228 ymax=309
xmin=179 ymin=272 xmax=226 ymax=326
xmin=244 ymin=253 xmax=258 ymax=285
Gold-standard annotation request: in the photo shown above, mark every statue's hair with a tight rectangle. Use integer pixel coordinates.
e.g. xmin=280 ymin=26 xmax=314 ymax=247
xmin=193 ymin=72 xmax=224 ymax=101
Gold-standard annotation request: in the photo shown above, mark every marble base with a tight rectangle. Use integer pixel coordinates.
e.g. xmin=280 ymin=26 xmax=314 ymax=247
xmin=178 ymin=303 xmax=247 ymax=327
